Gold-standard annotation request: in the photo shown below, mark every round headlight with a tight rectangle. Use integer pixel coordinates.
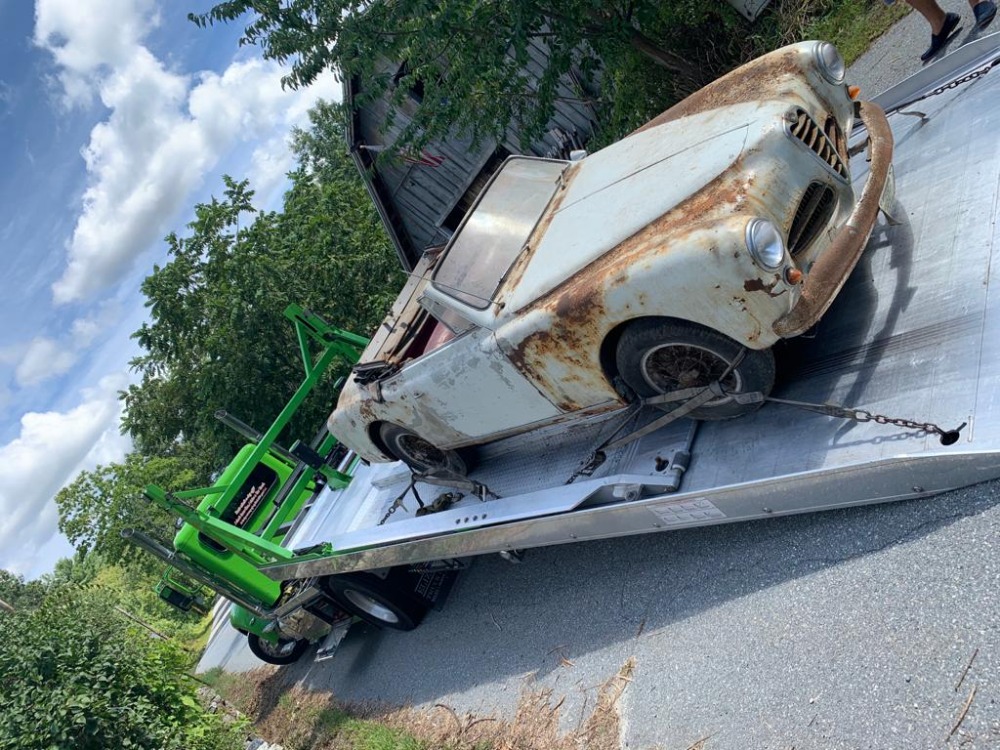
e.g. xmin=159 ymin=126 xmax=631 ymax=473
xmin=815 ymin=42 xmax=846 ymax=85
xmin=746 ymin=218 xmax=785 ymax=270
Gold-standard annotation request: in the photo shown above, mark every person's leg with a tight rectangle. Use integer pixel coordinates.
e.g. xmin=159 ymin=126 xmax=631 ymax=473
xmin=905 ymin=0 xmax=962 ymax=60
xmin=906 ymin=0 xmax=948 ymax=31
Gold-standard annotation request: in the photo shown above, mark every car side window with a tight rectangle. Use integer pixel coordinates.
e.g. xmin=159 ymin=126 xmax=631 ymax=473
xmin=418 ymin=294 xmax=474 ymax=335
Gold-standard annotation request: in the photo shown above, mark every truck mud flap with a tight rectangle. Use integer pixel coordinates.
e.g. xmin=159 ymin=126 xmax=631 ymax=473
xmin=403 ymin=564 xmax=461 ymax=611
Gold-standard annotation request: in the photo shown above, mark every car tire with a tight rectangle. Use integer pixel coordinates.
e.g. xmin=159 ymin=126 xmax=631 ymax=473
xmin=246 ymin=633 xmax=310 ymax=665
xmin=322 ymin=573 xmax=427 ymax=631
xmin=615 ymin=319 xmax=775 ymax=420
xmin=378 ymin=423 xmax=468 ymax=476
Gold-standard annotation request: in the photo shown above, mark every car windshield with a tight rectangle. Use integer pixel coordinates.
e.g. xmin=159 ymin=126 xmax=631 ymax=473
xmin=433 ymin=157 xmax=566 ymax=309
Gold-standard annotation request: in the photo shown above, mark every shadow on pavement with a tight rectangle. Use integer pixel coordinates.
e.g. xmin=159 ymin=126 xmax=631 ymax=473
xmin=287 ymin=480 xmax=999 ymax=707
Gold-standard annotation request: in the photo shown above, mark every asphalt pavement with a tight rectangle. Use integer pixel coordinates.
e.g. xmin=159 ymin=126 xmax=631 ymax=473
xmin=201 ymin=483 xmax=1000 ymax=747
xmin=198 ymin=21 xmax=1000 ymax=749
xmin=850 ymin=0 xmax=999 ymax=95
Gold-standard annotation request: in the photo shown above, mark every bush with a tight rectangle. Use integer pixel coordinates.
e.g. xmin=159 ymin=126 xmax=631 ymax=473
xmin=0 ymin=586 xmax=243 ymax=750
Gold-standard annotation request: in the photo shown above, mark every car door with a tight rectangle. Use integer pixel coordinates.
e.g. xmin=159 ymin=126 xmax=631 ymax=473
xmin=377 ymin=324 xmax=562 ymax=446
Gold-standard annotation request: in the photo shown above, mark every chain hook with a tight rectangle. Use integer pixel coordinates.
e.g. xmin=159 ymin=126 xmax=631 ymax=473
xmin=763 ymin=394 xmax=966 ymax=445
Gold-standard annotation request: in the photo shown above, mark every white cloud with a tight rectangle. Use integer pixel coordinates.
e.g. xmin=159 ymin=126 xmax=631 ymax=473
xmin=70 ymin=316 xmax=103 ymax=346
xmin=0 ymin=374 xmax=131 ymax=576
xmin=244 ymin=67 xmax=342 ymax=209
xmin=0 ymin=80 xmax=12 ymax=116
xmin=34 ymin=0 xmax=158 ymax=105
xmin=247 ymin=134 xmax=295 ymax=209
xmin=11 ymin=302 xmax=125 ymax=388
xmin=15 ymin=338 xmax=78 ymax=387
xmin=46 ymin=32 xmax=341 ymax=304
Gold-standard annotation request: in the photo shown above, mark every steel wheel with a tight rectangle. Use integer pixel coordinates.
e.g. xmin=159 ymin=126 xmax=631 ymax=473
xmin=246 ymin=633 xmax=309 ymax=665
xmin=342 ymin=589 xmax=401 ymax=625
xmin=615 ymin=319 xmax=775 ymax=420
xmin=378 ymin=423 xmax=467 ymax=475
xmin=322 ymin=572 xmax=427 ymax=631
xmin=639 ymin=342 xmax=744 ymax=407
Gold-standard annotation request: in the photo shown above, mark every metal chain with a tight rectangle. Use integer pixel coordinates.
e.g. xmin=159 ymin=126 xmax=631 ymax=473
xmin=378 ymin=479 xmax=423 ymax=525
xmin=892 ymin=57 xmax=1000 ymax=112
xmin=378 ymin=500 xmax=403 ymax=526
xmin=926 ymin=63 xmax=997 ymax=97
xmin=760 ymin=396 xmax=965 ymax=445
xmin=570 ymin=376 xmax=966 ymax=473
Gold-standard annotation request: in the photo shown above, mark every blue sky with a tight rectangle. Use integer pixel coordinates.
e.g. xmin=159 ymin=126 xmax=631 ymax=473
xmin=0 ymin=0 xmax=341 ymax=578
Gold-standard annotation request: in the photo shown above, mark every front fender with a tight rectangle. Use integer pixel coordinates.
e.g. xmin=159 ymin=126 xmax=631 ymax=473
xmin=327 ymin=379 xmax=397 ymax=463
xmin=498 ymin=214 xmax=796 ymax=412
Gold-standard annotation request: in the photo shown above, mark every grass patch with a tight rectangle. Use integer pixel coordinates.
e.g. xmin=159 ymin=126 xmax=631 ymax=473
xmin=210 ymin=659 xmax=637 ymax=750
xmin=198 ymin=666 xmax=227 ymax=689
xmin=178 ymin=607 xmax=217 ymax=658
xmin=737 ymin=0 xmax=911 ymax=64
xmin=805 ymin=0 xmax=911 ymax=63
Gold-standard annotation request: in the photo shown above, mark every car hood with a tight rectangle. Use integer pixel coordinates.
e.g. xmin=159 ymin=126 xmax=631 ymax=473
xmin=499 ymin=101 xmax=784 ymax=314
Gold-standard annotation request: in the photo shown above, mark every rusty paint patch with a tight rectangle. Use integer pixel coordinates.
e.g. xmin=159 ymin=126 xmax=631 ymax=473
xmin=507 ymin=160 xmax=757 ymax=408
xmin=358 ymin=399 xmax=378 ymax=424
xmin=631 ymin=50 xmax=803 ymax=137
xmin=743 ymin=278 xmax=786 ymax=298
xmin=501 ymin=46 xmax=848 ymax=407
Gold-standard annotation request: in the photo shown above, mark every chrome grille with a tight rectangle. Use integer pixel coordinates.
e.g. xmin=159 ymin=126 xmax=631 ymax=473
xmin=788 ymin=182 xmax=836 ymax=256
xmin=789 ymin=109 xmax=848 ymax=179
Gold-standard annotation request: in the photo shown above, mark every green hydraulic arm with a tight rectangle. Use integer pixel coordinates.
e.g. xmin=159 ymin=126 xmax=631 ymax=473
xmin=208 ymin=303 xmax=368 ymax=500
xmin=141 ymin=304 xmax=369 ymax=569
xmin=144 ymin=484 xmax=295 ymax=566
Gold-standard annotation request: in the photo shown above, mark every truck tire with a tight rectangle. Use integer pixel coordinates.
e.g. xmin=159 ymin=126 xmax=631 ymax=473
xmin=322 ymin=572 xmax=427 ymax=631
xmin=378 ymin=423 xmax=467 ymax=476
xmin=615 ymin=319 xmax=774 ymax=420
xmin=246 ymin=633 xmax=310 ymax=665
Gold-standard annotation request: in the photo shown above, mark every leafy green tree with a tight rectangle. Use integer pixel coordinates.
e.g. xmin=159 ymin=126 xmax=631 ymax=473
xmin=55 ymin=452 xmax=198 ymax=567
xmin=191 ymin=0 xmax=743 ymax=153
xmin=0 ymin=586 xmax=241 ymax=750
xmin=89 ymin=564 xmax=216 ymax=649
xmin=121 ymin=103 xmax=401 ymax=466
xmin=49 ymin=551 xmax=106 ymax=588
xmin=0 ymin=570 xmax=48 ymax=613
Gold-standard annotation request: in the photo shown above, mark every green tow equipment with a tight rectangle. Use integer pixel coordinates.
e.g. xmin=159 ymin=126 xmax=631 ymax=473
xmin=123 ymin=304 xmax=368 ymax=664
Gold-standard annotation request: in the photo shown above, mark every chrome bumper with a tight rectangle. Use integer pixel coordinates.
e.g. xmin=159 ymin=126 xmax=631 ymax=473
xmin=773 ymin=101 xmax=894 ymax=338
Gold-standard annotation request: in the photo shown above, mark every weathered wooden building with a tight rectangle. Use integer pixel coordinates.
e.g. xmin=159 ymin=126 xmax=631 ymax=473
xmin=344 ymin=44 xmax=601 ymax=270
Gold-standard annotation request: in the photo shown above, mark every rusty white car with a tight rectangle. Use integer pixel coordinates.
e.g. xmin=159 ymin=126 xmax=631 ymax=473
xmin=328 ymin=41 xmax=894 ymax=473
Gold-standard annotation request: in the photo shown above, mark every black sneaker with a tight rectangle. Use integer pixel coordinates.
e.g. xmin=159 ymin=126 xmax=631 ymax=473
xmin=921 ymin=12 xmax=962 ymax=62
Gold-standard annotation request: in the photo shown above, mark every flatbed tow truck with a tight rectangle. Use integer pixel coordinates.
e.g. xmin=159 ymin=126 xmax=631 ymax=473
xmin=130 ymin=35 xmax=1000 ymax=665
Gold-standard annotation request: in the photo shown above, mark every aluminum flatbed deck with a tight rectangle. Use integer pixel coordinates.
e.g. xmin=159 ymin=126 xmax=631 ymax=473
xmin=270 ymin=35 xmax=1000 ymax=582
